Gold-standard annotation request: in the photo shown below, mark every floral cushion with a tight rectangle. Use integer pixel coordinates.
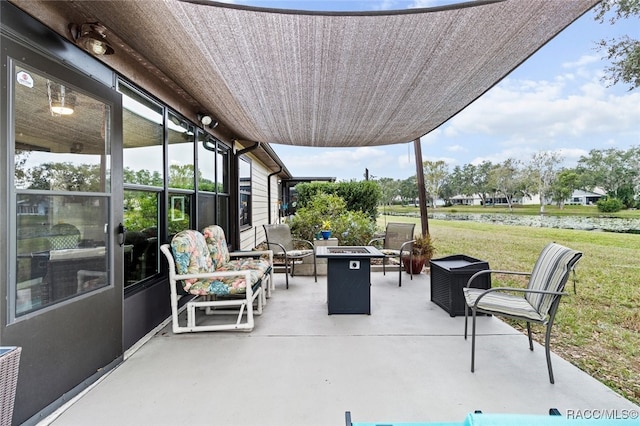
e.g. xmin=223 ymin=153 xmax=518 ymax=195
xmin=172 ymin=229 xmax=262 ymax=296
xmin=226 ymin=258 xmax=272 ymax=276
xmin=273 ymin=249 xmax=313 ymax=258
xmin=202 ymin=225 xmax=231 ymax=269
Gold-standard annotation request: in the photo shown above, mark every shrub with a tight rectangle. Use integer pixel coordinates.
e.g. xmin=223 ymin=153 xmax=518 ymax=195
xmin=295 ymin=181 xmax=381 ymax=219
xmin=597 ymin=197 xmax=624 ymax=213
xmin=331 ymin=211 xmax=377 ymax=246
xmin=289 ymin=193 xmax=347 ymax=241
xmin=288 ymin=192 xmax=376 ymax=245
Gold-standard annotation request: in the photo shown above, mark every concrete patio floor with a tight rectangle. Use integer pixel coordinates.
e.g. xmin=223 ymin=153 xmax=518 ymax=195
xmin=44 ymin=271 xmax=638 ymax=426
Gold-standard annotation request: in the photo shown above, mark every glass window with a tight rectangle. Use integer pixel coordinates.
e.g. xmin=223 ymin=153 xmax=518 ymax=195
xmin=168 ymin=112 xmax=195 ymax=190
xmin=168 ymin=192 xmax=191 ymax=238
xmin=120 ymin=83 xmax=163 ymax=187
xmin=198 ymin=133 xmax=217 ymax=192
xmin=13 ymin=64 xmax=111 ymax=315
xmin=197 ymin=193 xmax=215 ymax=231
xmin=217 ymin=144 xmax=230 ymax=194
xmin=123 ymin=190 xmax=159 ymax=286
xmin=119 ymin=82 xmax=164 ymax=287
xmin=239 ymin=157 xmax=251 ymax=229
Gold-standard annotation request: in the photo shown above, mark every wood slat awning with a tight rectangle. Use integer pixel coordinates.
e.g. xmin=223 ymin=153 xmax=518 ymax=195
xmin=11 ymin=0 xmax=599 ymax=148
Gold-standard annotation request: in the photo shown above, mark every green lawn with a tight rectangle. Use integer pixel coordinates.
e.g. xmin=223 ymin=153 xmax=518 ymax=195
xmin=378 ymin=213 xmax=640 ymax=405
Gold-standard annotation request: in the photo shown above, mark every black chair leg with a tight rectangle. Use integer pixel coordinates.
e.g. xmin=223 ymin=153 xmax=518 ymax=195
xmin=471 ymin=309 xmax=477 ymax=373
xmin=527 ymin=322 xmax=533 ymax=351
xmin=545 ymin=323 xmax=555 ymax=384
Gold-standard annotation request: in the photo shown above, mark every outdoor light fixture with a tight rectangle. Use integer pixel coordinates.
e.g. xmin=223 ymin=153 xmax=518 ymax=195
xmin=69 ymin=23 xmax=115 ymax=56
xmin=198 ymin=113 xmax=219 ymax=129
xmin=47 ymin=80 xmax=76 ymax=116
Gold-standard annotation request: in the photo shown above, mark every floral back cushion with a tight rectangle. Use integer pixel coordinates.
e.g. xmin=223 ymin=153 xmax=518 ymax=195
xmin=202 ymin=225 xmax=231 ymax=269
xmin=170 ymin=230 xmax=214 ymax=292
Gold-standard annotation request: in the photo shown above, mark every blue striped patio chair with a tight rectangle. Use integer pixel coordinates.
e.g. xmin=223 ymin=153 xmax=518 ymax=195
xmin=463 ymin=243 xmax=582 ymax=384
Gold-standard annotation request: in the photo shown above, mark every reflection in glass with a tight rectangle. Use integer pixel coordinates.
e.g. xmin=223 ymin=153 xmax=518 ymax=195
xmin=217 ymin=145 xmax=230 ymax=194
xmin=119 ymin=82 xmax=164 ymax=186
xmin=13 ymin=64 xmax=111 ymax=316
xmin=239 ymin=157 xmax=251 ymax=228
xmin=168 ymin=192 xmax=191 ymax=237
xmin=123 ymin=190 xmax=159 ymax=286
xmin=218 ymin=195 xmax=230 ymax=233
xmin=198 ymin=194 xmax=216 ymax=230
xmin=16 ymin=194 xmax=109 ymax=315
xmin=14 ymin=65 xmax=111 ymax=192
xmin=168 ymin=112 xmax=194 ymax=190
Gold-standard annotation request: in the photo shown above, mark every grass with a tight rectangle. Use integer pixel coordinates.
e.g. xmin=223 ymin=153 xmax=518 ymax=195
xmin=378 ymin=213 xmax=640 ymax=405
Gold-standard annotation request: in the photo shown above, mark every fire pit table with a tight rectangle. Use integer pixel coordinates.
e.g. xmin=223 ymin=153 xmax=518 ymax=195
xmin=316 ymin=246 xmax=384 ymax=315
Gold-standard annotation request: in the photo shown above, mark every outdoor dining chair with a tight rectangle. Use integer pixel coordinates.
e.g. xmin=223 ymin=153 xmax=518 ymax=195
xmin=368 ymin=222 xmax=415 ymax=287
xmin=463 ymin=242 xmax=582 ymax=383
xmin=263 ymin=223 xmax=317 ymax=289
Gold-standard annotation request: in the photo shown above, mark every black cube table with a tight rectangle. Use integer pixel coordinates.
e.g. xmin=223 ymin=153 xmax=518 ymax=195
xmin=430 ymin=254 xmax=491 ymax=317
xmin=316 ymin=246 xmax=384 ymax=315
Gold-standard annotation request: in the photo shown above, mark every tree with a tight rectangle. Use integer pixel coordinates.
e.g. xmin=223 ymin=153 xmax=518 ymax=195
xmin=595 ymin=0 xmax=640 ymax=90
xmin=551 ymin=169 xmax=581 ymax=209
xmin=422 ymin=160 xmax=448 ymax=208
xmin=472 ymin=161 xmax=495 ymax=207
xmin=488 ymin=159 xmax=524 ymax=211
xmin=577 ymin=147 xmax=639 ymax=207
xmin=525 ymin=151 xmax=563 ymax=214
xmin=375 ymin=177 xmax=400 ymax=207
xmin=398 ymin=176 xmax=418 ymax=206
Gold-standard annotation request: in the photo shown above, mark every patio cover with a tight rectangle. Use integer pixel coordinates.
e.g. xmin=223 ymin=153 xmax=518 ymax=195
xmin=11 ymin=0 xmax=599 ymax=147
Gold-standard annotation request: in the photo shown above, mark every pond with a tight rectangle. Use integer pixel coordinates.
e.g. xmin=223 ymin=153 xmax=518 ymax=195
xmin=389 ymin=212 xmax=640 ymax=233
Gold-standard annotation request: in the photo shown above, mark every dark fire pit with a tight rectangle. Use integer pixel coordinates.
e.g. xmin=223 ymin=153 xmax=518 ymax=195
xmin=316 ymin=246 xmax=384 ymax=315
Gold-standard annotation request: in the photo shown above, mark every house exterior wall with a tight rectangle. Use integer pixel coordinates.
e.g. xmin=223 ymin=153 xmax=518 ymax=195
xmin=239 ymin=153 xmax=279 ymax=250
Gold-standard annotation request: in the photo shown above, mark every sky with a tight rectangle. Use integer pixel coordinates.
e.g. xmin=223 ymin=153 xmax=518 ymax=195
xmin=218 ymin=0 xmax=640 ymax=181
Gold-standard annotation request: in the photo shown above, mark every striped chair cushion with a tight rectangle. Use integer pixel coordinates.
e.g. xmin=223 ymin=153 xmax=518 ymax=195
xmin=526 ymin=243 xmax=581 ymax=315
xmin=380 ymin=249 xmax=403 ymax=256
xmin=463 ymin=288 xmax=545 ymax=322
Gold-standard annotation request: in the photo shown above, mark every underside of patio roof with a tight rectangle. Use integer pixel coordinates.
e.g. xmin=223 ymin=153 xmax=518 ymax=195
xmin=11 ymin=0 xmax=599 ymax=148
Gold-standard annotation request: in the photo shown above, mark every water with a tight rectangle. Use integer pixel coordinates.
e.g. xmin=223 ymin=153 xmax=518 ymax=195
xmin=387 ymin=212 xmax=640 ymax=233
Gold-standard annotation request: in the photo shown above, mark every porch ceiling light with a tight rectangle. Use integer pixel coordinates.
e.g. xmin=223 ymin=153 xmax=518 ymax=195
xmin=198 ymin=113 xmax=219 ymax=129
xmin=69 ymin=23 xmax=115 ymax=56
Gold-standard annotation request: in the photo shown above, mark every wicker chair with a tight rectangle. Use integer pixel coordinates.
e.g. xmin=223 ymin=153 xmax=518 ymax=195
xmin=263 ymin=224 xmax=316 ymax=289
xmin=463 ymin=242 xmax=582 ymax=383
xmin=49 ymin=223 xmax=80 ymax=250
xmin=368 ymin=222 xmax=415 ymax=287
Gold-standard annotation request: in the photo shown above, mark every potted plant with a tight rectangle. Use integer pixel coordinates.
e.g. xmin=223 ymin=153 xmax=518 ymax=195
xmin=320 ymin=219 xmax=332 ymax=240
xmin=402 ymin=233 xmax=436 ymax=274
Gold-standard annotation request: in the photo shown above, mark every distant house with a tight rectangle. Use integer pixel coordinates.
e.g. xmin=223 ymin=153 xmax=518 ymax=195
xmin=569 ymin=189 xmax=606 ymax=205
xmin=449 ymin=188 xmax=606 ymax=207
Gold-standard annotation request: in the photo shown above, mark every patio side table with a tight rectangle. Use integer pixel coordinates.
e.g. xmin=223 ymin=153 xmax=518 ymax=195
xmin=430 ymin=255 xmax=491 ymax=317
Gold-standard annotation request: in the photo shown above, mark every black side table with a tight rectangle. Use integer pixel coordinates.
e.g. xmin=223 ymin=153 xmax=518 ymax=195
xmin=430 ymin=255 xmax=491 ymax=317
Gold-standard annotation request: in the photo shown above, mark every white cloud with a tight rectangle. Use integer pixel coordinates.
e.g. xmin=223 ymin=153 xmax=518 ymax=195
xmin=446 ymin=144 xmax=466 ymax=153
xmin=562 ymin=55 xmax=600 ymax=69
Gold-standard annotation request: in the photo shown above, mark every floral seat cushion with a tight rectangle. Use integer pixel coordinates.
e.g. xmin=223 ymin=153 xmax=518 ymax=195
xmin=202 ymin=225 xmax=231 ymax=269
xmin=273 ymin=248 xmax=313 ymax=258
xmin=171 ymin=229 xmax=262 ymax=296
